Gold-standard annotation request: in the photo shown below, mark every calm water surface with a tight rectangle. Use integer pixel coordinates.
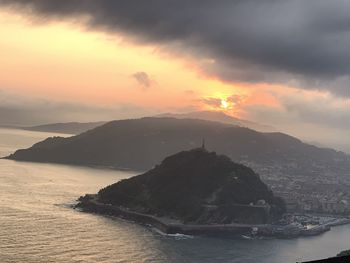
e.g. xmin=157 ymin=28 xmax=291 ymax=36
xmin=0 ymin=128 xmax=349 ymax=263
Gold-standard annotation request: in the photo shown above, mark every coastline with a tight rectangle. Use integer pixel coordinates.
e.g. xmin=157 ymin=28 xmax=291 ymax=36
xmin=76 ymin=194 xmax=346 ymax=238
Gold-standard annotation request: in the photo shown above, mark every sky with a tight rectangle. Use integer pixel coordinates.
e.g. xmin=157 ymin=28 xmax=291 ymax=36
xmin=1 ymin=1 xmax=350 ymax=152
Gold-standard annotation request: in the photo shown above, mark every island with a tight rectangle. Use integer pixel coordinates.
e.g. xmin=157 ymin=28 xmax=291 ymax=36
xmin=77 ymin=147 xmax=288 ymax=236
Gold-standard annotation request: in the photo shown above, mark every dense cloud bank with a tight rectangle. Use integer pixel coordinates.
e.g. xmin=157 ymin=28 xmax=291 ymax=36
xmin=2 ymin=0 xmax=350 ymax=95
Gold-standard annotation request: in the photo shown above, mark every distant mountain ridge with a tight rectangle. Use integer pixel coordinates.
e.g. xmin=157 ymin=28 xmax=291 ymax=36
xmin=22 ymin=121 xmax=106 ymax=135
xmin=6 ymin=117 xmax=350 ymax=186
xmin=156 ymin=111 xmax=275 ymax=132
xmin=21 ymin=111 xmax=275 ymax=135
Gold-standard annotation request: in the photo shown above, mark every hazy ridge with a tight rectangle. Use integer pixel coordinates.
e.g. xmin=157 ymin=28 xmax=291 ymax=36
xmin=6 ymin=117 xmax=350 ymax=184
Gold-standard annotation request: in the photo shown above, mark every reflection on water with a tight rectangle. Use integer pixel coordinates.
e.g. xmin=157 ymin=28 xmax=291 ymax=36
xmin=1 ymin=128 xmax=350 ymax=263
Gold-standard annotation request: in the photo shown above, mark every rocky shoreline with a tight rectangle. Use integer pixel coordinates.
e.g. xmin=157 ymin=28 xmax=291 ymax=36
xmin=76 ymin=194 xmax=341 ymax=238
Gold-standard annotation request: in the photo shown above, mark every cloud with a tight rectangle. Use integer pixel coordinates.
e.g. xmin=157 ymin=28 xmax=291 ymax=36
xmin=281 ymin=94 xmax=350 ymax=130
xmin=0 ymin=90 xmax=159 ymax=126
xmin=132 ymin=71 xmax=153 ymax=89
xmin=2 ymin=1 xmax=350 ymax=96
xmin=241 ymin=90 xmax=350 ymax=129
xmin=184 ymin=90 xmax=195 ymax=95
xmin=200 ymin=94 xmax=246 ymax=111
xmin=201 ymin=97 xmax=222 ymax=108
xmin=227 ymin=95 xmax=245 ymax=107
xmin=238 ymin=92 xmax=350 ymax=152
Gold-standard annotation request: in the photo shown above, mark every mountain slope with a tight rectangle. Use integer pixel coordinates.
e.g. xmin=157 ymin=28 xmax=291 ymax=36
xmin=6 ymin=117 xmax=350 ymax=184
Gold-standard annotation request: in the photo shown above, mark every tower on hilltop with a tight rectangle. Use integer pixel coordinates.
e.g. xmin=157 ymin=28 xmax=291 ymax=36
xmin=201 ymin=138 xmax=206 ymax=150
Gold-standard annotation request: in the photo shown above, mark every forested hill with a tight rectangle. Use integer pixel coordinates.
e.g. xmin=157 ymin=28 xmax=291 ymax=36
xmin=96 ymin=148 xmax=285 ymax=224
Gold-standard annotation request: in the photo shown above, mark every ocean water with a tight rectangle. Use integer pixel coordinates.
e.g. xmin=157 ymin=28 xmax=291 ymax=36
xmin=0 ymin=127 xmax=350 ymax=263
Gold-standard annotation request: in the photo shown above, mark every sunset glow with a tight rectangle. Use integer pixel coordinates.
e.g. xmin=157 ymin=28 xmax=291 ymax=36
xmin=0 ymin=3 xmax=350 ymax=263
xmin=1 ymin=2 xmax=349 ymax=155
xmin=220 ymin=100 xmax=229 ymax=109
xmin=0 ymin=10 xmax=284 ymax=119
xmin=3 ymin=2 xmax=350 ymax=262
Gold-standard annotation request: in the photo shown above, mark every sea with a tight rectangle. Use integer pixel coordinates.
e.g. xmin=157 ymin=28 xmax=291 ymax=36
xmin=0 ymin=127 xmax=349 ymax=263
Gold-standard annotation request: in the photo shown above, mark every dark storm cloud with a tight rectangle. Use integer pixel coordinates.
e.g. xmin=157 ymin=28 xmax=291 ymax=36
xmin=132 ymin=72 xmax=153 ymax=89
xmin=2 ymin=1 xmax=350 ymax=95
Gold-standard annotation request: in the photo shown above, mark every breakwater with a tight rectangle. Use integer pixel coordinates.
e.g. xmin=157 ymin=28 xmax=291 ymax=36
xmin=77 ymin=195 xmax=265 ymax=236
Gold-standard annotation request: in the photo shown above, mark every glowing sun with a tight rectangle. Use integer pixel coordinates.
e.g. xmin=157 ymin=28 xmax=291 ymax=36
xmin=220 ymin=99 xmax=229 ymax=109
